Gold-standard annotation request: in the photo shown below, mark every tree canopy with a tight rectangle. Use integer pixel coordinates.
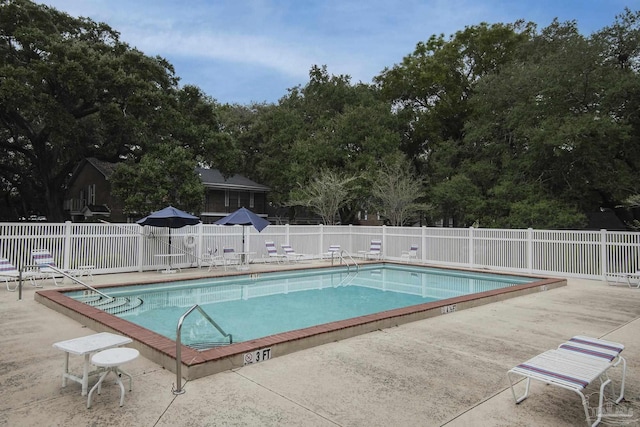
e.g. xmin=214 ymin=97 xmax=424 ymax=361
xmin=2 ymin=1 xmax=639 ymax=230
xmin=0 ymin=0 xmax=234 ymax=220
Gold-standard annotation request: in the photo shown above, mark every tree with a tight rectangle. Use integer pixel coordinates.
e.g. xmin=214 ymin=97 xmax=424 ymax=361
xmin=242 ymin=65 xmax=404 ymax=222
xmin=464 ymin=12 xmax=640 ymax=227
xmin=288 ymin=170 xmax=359 ymax=225
xmin=375 ymin=22 xmax=534 ymax=226
xmin=171 ymin=86 xmax=241 ymax=175
xmin=375 ymin=22 xmax=534 ymax=164
xmin=0 ymin=0 xmax=178 ymax=220
xmin=110 ymin=144 xmax=204 ymax=216
xmin=370 ymin=156 xmax=430 ymax=226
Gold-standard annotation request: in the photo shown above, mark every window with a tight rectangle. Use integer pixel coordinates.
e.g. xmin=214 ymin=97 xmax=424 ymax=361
xmin=237 ymin=192 xmax=241 ymax=207
xmin=224 ymin=190 xmax=229 ymax=207
xmin=250 ymin=192 xmax=254 ymax=208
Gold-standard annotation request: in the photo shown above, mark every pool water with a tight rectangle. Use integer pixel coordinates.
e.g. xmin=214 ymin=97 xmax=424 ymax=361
xmin=67 ymin=265 xmax=535 ymax=346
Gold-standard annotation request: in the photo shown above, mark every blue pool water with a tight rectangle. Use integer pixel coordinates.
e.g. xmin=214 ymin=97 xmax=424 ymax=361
xmin=67 ymin=265 xmax=534 ymax=346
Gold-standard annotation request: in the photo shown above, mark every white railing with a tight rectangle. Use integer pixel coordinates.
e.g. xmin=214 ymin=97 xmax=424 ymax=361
xmin=0 ymin=222 xmax=638 ymax=280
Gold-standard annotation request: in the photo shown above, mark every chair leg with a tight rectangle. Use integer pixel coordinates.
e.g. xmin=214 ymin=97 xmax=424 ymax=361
xmin=5 ymin=278 xmax=17 ymax=292
xmin=507 ymin=372 xmax=531 ymax=404
xmin=615 ymin=356 xmax=627 ymax=403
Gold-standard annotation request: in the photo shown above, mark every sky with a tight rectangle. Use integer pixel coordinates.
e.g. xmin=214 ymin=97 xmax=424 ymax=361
xmin=42 ymin=0 xmax=637 ymax=105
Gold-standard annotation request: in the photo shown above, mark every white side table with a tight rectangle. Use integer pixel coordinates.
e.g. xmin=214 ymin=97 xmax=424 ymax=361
xmin=87 ymin=347 xmax=139 ymax=408
xmin=53 ymin=332 xmax=133 ymax=396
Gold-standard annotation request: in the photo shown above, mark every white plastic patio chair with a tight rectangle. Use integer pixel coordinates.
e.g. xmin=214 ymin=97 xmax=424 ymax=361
xmin=321 ymin=245 xmax=341 ymax=260
xmin=359 ymin=240 xmax=382 ymax=260
xmin=222 ymin=248 xmax=239 ymax=271
xmin=202 ymin=248 xmax=224 ymax=271
xmin=400 ymin=244 xmax=419 ymax=263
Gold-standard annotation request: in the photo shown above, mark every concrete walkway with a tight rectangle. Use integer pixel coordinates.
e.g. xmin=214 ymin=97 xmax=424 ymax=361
xmin=1 ymin=273 xmax=639 ymax=426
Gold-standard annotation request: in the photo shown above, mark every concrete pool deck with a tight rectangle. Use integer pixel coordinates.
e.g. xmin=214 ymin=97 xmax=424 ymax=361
xmin=2 ymin=265 xmax=640 ymax=426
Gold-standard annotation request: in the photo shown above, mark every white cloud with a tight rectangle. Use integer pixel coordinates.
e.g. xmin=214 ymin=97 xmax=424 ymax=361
xmin=124 ymin=28 xmax=316 ymax=79
xmin=42 ymin=0 xmax=626 ymax=103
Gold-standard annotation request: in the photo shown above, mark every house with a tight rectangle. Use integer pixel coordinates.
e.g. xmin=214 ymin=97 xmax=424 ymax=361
xmin=197 ymin=167 xmax=270 ymax=223
xmin=63 ymin=158 xmax=271 ymax=223
xmin=64 ymin=158 xmax=124 ymax=222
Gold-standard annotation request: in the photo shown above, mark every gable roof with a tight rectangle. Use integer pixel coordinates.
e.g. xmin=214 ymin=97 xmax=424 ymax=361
xmin=197 ymin=167 xmax=270 ymax=192
xmin=68 ymin=159 xmax=269 ymax=192
xmin=66 ymin=157 xmax=118 ymax=187
xmin=86 ymin=157 xmax=119 ymax=178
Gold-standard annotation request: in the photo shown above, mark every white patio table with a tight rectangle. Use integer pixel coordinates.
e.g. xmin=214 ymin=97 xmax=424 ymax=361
xmin=53 ymin=332 xmax=133 ymax=396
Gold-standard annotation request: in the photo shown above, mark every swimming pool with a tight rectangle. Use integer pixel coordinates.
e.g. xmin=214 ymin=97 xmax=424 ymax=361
xmin=35 ymin=263 xmax=565 ymax=380
xmin=65 ymin=265 xmax=536 ymax=347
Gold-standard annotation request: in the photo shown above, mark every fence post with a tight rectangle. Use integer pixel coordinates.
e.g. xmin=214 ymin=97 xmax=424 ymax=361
xmin=349 ymin=224 xmax=354 ymax=251
xmin=196 ymin=223 xmax=204 ymax=267
xmin=600 ymin=229 xmax=607 ymax=279
xmin=421 ymin=226 xmax=427 ymax=264
xmin=319 ymin=224 xmax=324 ymax=256
xmin=285 ymin=223 xmax=290 ymax=245
xmin=468 ymin=227 xmax=474 ymax=268
xmin=137 ymin=226 xmax=145 ymax=272
xmin=63 ymin=221 xmax=72 ymax=270
xmin=381 ymin=225 xmax=387 ymax=258
xmin=527 ymin=228 xmax=533 ymax=274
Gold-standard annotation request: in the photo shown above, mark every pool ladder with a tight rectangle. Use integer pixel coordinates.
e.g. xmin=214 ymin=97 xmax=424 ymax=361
xmin=173 ymin=304 xmax=232 ymax=395
xmin=333 ymin=250 xmax=359 ymax=271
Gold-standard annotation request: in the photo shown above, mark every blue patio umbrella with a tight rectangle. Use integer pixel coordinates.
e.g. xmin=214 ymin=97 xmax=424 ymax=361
xmin=215 ymin=207 xmax=270 ymax=244
xmin=137 ymin=205 xmax=201 ymax=251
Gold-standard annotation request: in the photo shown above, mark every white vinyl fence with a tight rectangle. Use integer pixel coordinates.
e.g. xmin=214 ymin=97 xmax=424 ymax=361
xmin=0 ymin=222 xmax=638 ymax=280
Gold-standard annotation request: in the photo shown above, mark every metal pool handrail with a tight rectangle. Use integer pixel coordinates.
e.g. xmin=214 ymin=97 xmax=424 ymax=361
xmin=173 ymin=304 xmax=232 ymax=395
xmin=338 ymin=250 xmax=359 ymax=271
xmin=19 ymin=264 xmax=111 ymax=301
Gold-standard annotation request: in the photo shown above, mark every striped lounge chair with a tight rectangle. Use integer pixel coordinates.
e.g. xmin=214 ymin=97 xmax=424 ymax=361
xmin=281 ymin=244 xmax=304 ymax=263
xmin=558 ymin=336 xmax=626 ymax=404
xmin=322 ymin=245 xmax=341 ymax=260
xmin=31 ymin=248 xmax=77 ymax=286
xmin=508 ymin=336 xmax=626 ymax=427
xmin=359 ymin=240 xmax=382 ymax=260
xmin=265 ymin=241 xmax=286 ymax=264
xmin=0 ymin=257 xmax=40 ymax=291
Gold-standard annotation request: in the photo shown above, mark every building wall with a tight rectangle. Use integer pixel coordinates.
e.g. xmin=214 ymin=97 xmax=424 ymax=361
xmin=65 ymin=164 xmax=126 ymax=222
xmin=202 ymin=190 xmax=269 ymax=223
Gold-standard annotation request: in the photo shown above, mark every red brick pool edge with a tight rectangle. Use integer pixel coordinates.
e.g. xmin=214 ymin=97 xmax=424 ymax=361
xmin=34 ymin=270 xmax=566 ymax=380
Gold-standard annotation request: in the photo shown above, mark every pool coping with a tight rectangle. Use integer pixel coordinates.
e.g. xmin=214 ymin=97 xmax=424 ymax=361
xmin=34 ymin=262 xmax=566 ymax=380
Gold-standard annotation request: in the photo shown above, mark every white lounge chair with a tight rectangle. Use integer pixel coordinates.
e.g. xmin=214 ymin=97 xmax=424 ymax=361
xmin=508 ymin=341 xmax=623 ymax=427
xmin=322 ymin=244 xmax=341 ymax=260
xmin=558 ymin=335 xmax=626 ymax=404
xmin=359 ymin=240 xmax=382 ymax=260
xmin=31 ymin=249 xmax=77 ymax=286
xmin=0 ymin=257 xmax=40 ymax=291
xmin=400 ymin=244 xmax=419 ymax=263
xmin=605 ymin=271 xmax=640 ymax=288
xmin=265 ymin=241 xmax=286 ymax=264
xmin=281 ymin=244 xmax=305 ymax=262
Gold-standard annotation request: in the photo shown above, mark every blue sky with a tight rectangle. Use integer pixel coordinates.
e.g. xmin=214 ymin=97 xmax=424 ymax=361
xmin=43 ymin=0 xmax=636 ymax=105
